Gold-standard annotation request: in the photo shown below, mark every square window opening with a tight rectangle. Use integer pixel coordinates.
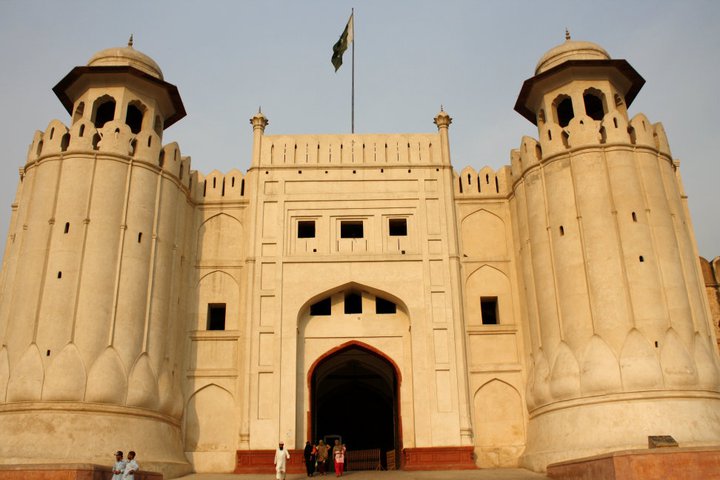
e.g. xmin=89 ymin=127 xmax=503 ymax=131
xmin=375 ymin=297 xmax=397 ymax=314
xmin=341 ymin=221 xmax=364 ymax=239
xmin=345 ymin=292 xmax=362 ymax=314
xmin=310 ymin=297 xmax=331 ymax=316
xmin=298 ymin=220 xmax=316 ymax=238
xmin=480 ymin=297 xmax=498 ymax=325
xmin=207 ymin=303 xmax=226 ymax=330
xmin=389 ymin=218 xmax=407 ymax=236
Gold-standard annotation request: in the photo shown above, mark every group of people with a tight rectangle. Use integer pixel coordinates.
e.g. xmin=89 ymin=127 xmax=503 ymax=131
xmin=303 ymin=439 xmax=346 ymax=477
xmin=273 ymin=439 xmax=347 ymax=479
xmin=111 ymin=450 xmax=139 ymax=480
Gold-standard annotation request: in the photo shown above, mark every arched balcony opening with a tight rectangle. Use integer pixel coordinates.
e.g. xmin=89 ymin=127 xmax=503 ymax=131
xmin=126 ymin=101 xmax=146 ymax=134
xmin=553 ymin=95 xmax=574 ymax=127
xmin=583 ymin=88 xmax=606 ymax=121
xmin=92 ymin=96 xmax=116 ymax=129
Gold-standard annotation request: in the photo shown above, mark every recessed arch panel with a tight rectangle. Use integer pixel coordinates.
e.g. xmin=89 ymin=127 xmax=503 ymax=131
xmin=465 ymin=265 xmax=513 ymax=326
xmin=461 ymin=209 xmax=507 ymax=259
xmin=197 ymin=213 xmax=244 ymax=266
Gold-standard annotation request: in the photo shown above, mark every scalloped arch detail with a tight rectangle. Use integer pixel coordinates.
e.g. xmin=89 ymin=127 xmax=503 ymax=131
xmin=42 ymin=343 xmax=86 ymax=401
xmin=126 ymin=353 xmax=159 ymax=409
xmin=6 ymin=344 xmax=44 ymax=401
xmin=86 ymin=347 xmax=127 ymax=404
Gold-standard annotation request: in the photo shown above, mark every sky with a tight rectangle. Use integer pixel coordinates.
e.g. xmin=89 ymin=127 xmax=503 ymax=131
xmin=0 ymin=1 xmax=718 ymax=258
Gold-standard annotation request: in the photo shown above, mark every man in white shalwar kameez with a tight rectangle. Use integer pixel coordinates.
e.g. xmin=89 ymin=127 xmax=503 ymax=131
xmin=274 ymin=441 xmax=290 ymax=480
xmin=111 ymin=451 xmax=126 ymax=480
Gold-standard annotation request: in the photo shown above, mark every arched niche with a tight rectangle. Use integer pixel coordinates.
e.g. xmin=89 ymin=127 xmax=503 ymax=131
xmin=461 ymin=210 xmax=507 ymax=259
xmin=197 ymin=214 xmax=243 ymax=266
xmin=465 ymin=265 xmax=513 ymax=326
xmin=184 ymin=384 xmax=236 ymax=451
xmin=195 ymin=271 xmax=240 ymax=331
xmin=473 ymin=379 xmax=525 ymax=466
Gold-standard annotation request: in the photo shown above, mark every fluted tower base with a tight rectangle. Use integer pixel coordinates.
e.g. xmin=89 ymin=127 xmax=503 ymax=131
xmin=0 ymin=404 xmax=192 ymax=479
xmin=521 ymin=392 xmax=720 ymax=471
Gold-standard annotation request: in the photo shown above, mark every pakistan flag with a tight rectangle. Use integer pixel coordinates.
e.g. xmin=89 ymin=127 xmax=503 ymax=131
xmin=332 ymin=13 xmax=354 ymax=72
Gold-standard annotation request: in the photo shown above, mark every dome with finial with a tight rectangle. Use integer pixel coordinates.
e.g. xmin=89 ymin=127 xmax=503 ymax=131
xmin=87 ymin=35 xmax=164 ymax=80
xmin=535 ymin=30 xmax=610 ymax=75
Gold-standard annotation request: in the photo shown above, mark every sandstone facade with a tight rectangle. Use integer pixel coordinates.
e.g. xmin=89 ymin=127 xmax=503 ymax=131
xmin=0 ymin=37 xmax=718 ymax=478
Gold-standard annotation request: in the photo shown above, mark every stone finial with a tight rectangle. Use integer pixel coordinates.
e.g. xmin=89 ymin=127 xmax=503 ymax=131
xmin=128 ymin=34 xmax=134 ymax=47
xmin=250 ymin=109 xmax=269 ymax=132
xmin=434 ymin=107 xmax=452 ymax=129
xmin=565 ymin=28 xmax=571 ymax=41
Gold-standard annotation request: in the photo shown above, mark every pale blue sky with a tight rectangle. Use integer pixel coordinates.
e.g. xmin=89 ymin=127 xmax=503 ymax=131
xmin=0 ymin=1 xmax=718 ymax=257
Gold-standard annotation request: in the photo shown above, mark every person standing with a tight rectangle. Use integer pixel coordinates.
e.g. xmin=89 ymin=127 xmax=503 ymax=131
xmin=122 ymin=451 xmax=139 ymax=480
xmin=303 ymin=440 xmax=316 ymax=477
xmin=111 ymin=451 xmax=126 ymax=480
xmin=316 ymin=440 xmax=329 ymax=476
xmin=274 ymin=441 xmax=290 ymax=480
xmin=332 ymin=439 xmax=345 ymax=477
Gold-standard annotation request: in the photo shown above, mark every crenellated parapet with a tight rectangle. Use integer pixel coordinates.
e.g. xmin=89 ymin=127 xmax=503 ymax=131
xmin=25 ymin=119 xmax=192 ymax=189
xmin=453 ymin=165 xmax=511 ymax=197
xmin=193 ymin=168 xmax=248 ymax=203
xmin=511 ymin=112 xmax=673 ymax=180
xmin=259 ymin=134 xmax=442 ymax=166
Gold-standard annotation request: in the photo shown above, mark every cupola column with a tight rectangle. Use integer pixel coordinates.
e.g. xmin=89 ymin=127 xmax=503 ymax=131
xmin=250 ymin=109 xmax=269 ymax=168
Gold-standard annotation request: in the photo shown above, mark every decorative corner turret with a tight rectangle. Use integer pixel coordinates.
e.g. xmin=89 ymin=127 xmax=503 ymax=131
xmin=433 ymin=106 xmax=452 ymax=130
xmin=250 ymin=108 xmax=269 ymax=167
xmin=514 ymin=33 xmax=644 ymax=137
xmin=250 ymin=108 xmax=269 ymax=132
xmin=433 ymin=107 xmax=452 ymax=165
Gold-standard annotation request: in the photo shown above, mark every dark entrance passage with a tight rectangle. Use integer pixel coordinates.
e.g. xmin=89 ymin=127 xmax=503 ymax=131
xmin=310 ymin=344 xmax=400 ymax=468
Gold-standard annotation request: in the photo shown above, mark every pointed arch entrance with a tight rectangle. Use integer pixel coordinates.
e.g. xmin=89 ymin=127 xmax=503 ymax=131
xmin=308 ymin=341 xmax=402 ymax=466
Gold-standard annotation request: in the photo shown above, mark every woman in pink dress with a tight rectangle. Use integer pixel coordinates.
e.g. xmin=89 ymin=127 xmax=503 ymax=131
xmin=332 ymin=439 xmax=345 ymax=477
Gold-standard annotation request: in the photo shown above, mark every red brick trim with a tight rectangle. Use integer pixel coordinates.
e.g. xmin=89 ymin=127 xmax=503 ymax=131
xmin=234 ymin=449 xmax=304 ymax=474
xmin=0 ymin=464 xmax=162 ymax=480
xmin=402 ymin=446 xmax=476 ymax=470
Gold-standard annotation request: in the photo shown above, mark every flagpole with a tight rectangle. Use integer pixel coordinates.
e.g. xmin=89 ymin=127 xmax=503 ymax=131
xmin=351 ymin=8 xmax=355 ymax=134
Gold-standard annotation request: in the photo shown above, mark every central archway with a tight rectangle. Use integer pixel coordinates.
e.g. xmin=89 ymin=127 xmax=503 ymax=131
xmin=308 ymin=342 xmax=401 ymax=467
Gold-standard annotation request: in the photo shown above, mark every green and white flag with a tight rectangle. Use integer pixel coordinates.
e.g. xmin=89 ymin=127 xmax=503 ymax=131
xmin=331 ymin=13 xmax=354 ymax=72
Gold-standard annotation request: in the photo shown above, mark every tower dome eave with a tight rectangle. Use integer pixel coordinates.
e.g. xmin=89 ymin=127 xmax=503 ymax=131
xmin=514 ymin=59 xmax=645 ymax=125
xmin=52 ymin=65 xmax=187 ymax=129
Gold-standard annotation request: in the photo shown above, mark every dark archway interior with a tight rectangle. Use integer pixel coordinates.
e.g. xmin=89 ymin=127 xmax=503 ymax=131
xmin=312 ymin=346 xmax=398 ymax=463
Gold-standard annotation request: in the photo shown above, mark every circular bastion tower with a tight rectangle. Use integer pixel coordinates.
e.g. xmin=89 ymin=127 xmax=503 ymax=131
xmin=510 ymin=36 xmax=720 ymax=469
xmin=0 ymin=40 xmax=193 ymax=477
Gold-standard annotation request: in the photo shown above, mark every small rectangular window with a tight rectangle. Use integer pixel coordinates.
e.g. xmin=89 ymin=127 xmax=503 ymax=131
xmin=298 ymin=220 xmax=316 ymax=238
xmin=345 ymin=292 xmax=362 ymax=314
xmin=376 ymin=297 xmax=397 ymax=314
xmin=389 ymin=218 xmax=407 ymax=236
xmin=207 ymin=303 xmax=226 ymax=330
xmin=480 ymin=297 xmax=498 ymax=325
xmin=341 ymin=221 xmax=364 ymax=239
xmin=310 ymin=298 xmax=331 ymax=316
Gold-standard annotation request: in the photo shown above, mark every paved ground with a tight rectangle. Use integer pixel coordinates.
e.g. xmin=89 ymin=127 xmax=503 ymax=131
xmin=175 ymin=469 xmax=549 ymax=480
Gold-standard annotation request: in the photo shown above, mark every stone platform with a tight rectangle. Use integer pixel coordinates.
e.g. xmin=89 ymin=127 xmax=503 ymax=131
xmin=546 ymin=446 xmax=720 ymax=480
